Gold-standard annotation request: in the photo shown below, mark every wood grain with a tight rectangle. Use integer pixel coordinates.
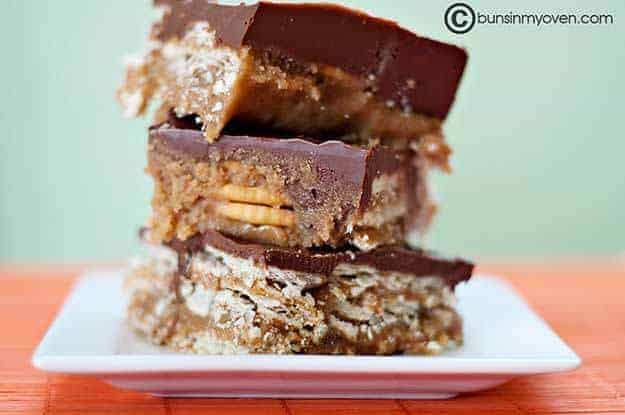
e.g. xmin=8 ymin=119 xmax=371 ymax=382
xmin=1 ymin=262 xmax=624 ymax=414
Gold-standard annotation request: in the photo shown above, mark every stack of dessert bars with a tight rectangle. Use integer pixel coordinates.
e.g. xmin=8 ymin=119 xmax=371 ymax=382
xmin=118 ymin=1 xmax=473 ymax=355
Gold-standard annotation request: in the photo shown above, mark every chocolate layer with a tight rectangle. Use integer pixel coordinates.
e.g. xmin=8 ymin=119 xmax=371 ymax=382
xmin=168 ymin=229 xmax=473 ymax=288
xmin=153 ymin=0 xmax=467 ymax=120
xmin=150 ymin=122 xmax=407 ymax=211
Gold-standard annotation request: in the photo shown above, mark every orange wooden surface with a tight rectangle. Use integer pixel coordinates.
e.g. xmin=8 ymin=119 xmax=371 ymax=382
xmin=1 ymin=262 xmax=624 ymax=414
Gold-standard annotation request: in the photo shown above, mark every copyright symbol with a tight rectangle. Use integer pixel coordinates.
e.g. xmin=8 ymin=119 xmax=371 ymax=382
xmin=444 ymin=3 xmax=476 ymax=34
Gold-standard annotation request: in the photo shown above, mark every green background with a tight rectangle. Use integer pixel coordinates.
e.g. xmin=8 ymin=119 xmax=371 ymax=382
xmin=1 ymin=0 xmax=623 ymax=263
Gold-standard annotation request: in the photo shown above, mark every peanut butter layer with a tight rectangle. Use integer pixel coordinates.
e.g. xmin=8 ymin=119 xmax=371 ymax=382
xmin=118 ymin=2 xmax=468 ymax=170
xmin=125 ymin=238 xmax=472 ymax=354
xmin=147 ymin=122 xmax=435 ymax=250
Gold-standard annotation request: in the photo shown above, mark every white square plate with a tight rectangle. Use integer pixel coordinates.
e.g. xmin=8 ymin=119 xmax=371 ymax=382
xmin=33 ymin=270 xmax=580 ymax=399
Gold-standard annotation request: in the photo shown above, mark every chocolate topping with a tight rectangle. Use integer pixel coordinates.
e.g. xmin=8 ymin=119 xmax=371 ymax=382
xmin=153 ymin=1 xmax=467 ymax=119
xmin=149 ymin=124 xmax=407 ymax=210
xmin=167 ymin=229 xmax=473 ymax=288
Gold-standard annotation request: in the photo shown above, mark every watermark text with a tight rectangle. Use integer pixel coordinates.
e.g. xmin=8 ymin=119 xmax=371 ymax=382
xmin=445 ymin=3 xmax=615 ymax=34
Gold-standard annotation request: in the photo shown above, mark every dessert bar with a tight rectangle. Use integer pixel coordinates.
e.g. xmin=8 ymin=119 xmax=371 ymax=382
xmin=126 ymin=230 xmax=473 ymax=354
xmin=147 ymin=116 xmax=436 ymax=250
xmin=118 ymin=1 xmax=468 ymax=169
